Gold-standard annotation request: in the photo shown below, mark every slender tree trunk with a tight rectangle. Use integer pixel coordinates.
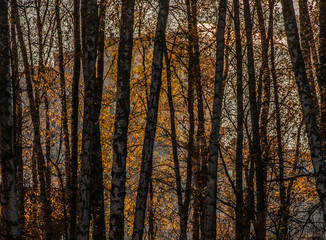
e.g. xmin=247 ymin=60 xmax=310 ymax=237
xmin=0 ymin=1 xmax=21 ymax=238
xmin=298 ymin=0 xmax=319 ymax=111
xmin=255 ymin=1 xmax=270 ymax=238
xmin=243 ymin=0 xmax=264 ymax=238
xmin=10 ymin=9 xmax=25 ymax=238
xmin=69 ymin=0 xmax=81 ymax=239
xmin=91 ymin=1 xmax=107 ymax=238
xmin=233 ymin=0 xmax=244 ymax=238
xmin=77 ymin=0 xmax=98 ymax=239
xmin=281 ymin=0 xmax=326 ymax=223
xmin=185 ymin=1 xmax=198 ymax=238
xmin=132 ymin=1 xmax=170 ymax=239
xmin=109 ymin=0 xmax=135 ymax=239
xmin=55 ymin=0 xmax=70 ymax=189
xmin=269 ymin=1 xmax=287 ymax=238
xmin=164 ymin=46 xmax=189 ymax=240
xmin=203 ymin=0 xmax=227 ymax=239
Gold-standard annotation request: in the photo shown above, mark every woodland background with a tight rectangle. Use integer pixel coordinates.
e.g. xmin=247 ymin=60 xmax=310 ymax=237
xmin=0 ymin=0 xmax=326 ymax=239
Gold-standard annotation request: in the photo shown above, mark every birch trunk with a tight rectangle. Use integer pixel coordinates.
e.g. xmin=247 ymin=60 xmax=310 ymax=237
xmin=77 ymin=0 xmax=98 ymax=239
xmin=281 ymin=0 xmax=326 ymax=224
xmin=69 ymin=0 xmax=81 ymax=239
xmin=233 ymin=0 xmax=244 ymax=238
xmin=91 ymin=1 xmax=107 ymax=238
xmin=10 ymin=9 xmax=25 ymax=237
xmin=109 ymin=0 xmax=135 ymax=239
xmin=132 ymin=1 xmax=170 ymax=239
xmin=203 ymin=0 xmax=227 ymax=239
xmin=0 ymin=0 xmax=21 ymax=238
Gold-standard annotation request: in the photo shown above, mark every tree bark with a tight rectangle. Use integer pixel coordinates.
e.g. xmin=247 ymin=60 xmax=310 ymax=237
xmin=298 ymin=0 xmax=319 ymax=112
xmin=0 ymin=0 xmax=21 ymax=238
xmin=77 ymin=0 xmax=98 ymax=239
xmin=91 ymin=0 xmax=108 ymax=238
xmin=131 ymin=1 xmax=170 ymax=239
xmin=69 ymin=0 xmax=81 ymax=239
xmin=203 ymin=0 xmax=227 ymax=239
xmin=10 ymin=8 xmax=25 ymax=238
xmin=233 ymin=0 xmax=244 ymax=238
xmin=109 ymin=0 xmax=135 ymax=239
xmin=280 ymin=0 xmax=326 ymax=224
xmin=243 ymin=0 xmax=264 ymax=238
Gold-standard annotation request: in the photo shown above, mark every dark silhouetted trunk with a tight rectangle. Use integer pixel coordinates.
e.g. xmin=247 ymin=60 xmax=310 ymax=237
xmin=69 ymin=0 xmax=81 ymax=239
xmin=91 ymin=0 xmax=107 ymax=238
xmin=10 ymin=7 xmax=25 ymax=238
xmin=281 ymin=0 xmax=326 ymax=223
xmin=77 ymin=0 xmax=98 ymax=239
xmin=109 ymin=0 xmax=135 ymax=239
xmin=132 ymin=1 xmax=169 ymax=239
xmin=0 ymin=1 xmax=21 ymax=238
xmin=203 ymin=0 xmax=227 ymax=239
xmin=233 ymin=0 xmax=244 ymax=238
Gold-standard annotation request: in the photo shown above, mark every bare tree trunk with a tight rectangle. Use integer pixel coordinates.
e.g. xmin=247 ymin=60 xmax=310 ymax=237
xmin=281 ymin=0 xmax=326 ymax=223
xmin=69 ymin=0 xmax=81 ymax=239
xmin=131 ymin=1 xmax=170 ymax=239
xmin=0 ymin=0 xmax=21 ymax=238
xmin=77 ymin=0 xmax=98 ymax=239
xmin=268 ymin=1 xmax=287 ymax=238
xmin=55 ymin=0 xmax=70 ymax=189
xmin=186 ymin=0 xmax=199 ymax=237
xmin=91 ymin=1 xmax=107 ymax=238
xmin=233 ymin=0 xmax=244 ymax=238
xmin=203 ymin=0 xmax=227 ymax=239
xmin=243 ymin=0 xmax=264 ymax=238
xmin=164 ymin=45 xmax=189 ymax=240
xmin=298 ymin=0 xmax=319 ymax=112
xmin=109 ymin=0 xmax=135 ymax=239
xmin=10 ymin=8 xmax=25 ymax=238
xmin=254 ymin=0 xmax=270 ymax=238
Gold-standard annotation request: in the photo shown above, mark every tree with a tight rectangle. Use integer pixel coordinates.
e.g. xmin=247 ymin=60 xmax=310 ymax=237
xmin=109 ymin=0 xmax=135 ymax=239
xmin=281 ymin=0 xmax=326 ymax=223
xmin=77 ymin=0 xmax=98 ymax=238
xmin=203 ymin=0 xmax=227 ymax=239
xmin=132 ymin=1 xmax=170 ymax=238
xmin=0 ymin=0 xmax=21 ymax=238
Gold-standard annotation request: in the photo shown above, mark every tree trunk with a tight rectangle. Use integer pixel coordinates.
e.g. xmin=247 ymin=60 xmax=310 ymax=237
xmin=186 ymin=0 xmax=199 ymax=238
xmin=269 ymin=1 xmax=287 ymax=238
xmin=131 ymin=1 xmax=170 ymax=239
xmin=91 ymin=0 xmax=107 ymax=238
xmin=233 ymin=0 xmax=244 ymax=238
xmin=77 ymin=0 xmax=98 ymax=239
xmin=55 ymin=0 xmax=70 ymax=190
xmin=0 ymin=0 xmax=21 ymax=238
xmin=281 ymin=0 xmax=326 ymax=223
xmin=109 ymin=0 xmax=135 ymax=239
xmin=243 ymin=0 xmax=264 ymax=238
xmin=69 ymin=0 xmax=81 ymax=239
xmin=203 ymin=0 xmax=227 ymax=239
xmin=298 ymin=0 xmax=319 ymax=112
xmin=10 ymin=8 xmax=25 ymax=238
xmin=164 ymin=46 xmax=189 ymax=240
